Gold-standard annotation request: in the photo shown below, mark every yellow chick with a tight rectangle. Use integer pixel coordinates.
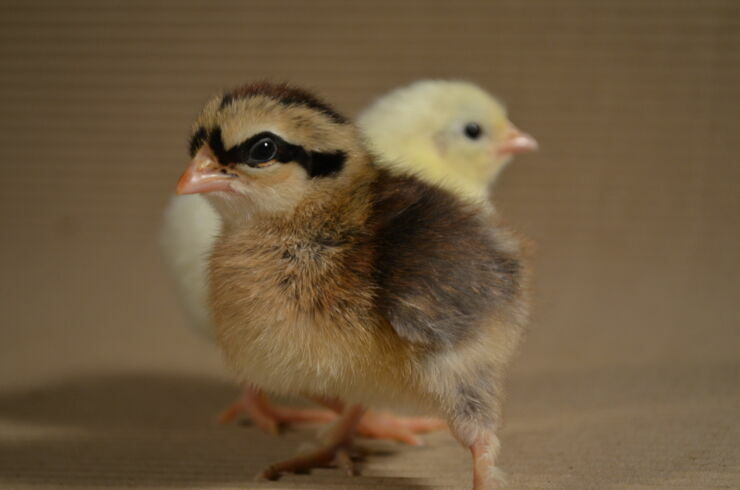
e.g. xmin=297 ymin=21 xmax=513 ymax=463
xmin=358 ymin=80 xmax=537 ymax=202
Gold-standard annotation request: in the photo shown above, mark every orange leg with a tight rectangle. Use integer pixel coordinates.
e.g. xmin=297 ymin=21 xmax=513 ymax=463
xmin=259 ymin=404 xmax=366 ymax=480
xmin=312 ymin=396 xmax=447 ymax=445
xmin=218 ymin=386 xmax=337 ymax=434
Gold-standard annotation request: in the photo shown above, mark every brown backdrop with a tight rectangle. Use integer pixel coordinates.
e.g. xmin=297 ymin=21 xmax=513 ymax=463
xmin=1 ymin=1 xmax=738 ymax=488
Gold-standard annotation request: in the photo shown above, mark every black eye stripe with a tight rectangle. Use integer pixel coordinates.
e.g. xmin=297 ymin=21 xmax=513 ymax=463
xmin=217 ymin=131 xmax=305 ymax=166
xmin=200 ymin=127 xmax=345 ymax=178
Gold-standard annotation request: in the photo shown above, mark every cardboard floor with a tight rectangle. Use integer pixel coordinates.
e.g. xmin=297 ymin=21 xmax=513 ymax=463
xmin=1 ymin=1 xmax=738 ymax=488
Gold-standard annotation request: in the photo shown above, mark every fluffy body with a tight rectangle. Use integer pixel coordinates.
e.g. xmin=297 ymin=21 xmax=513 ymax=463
xmin=210 ymin=167 xmax=528 ymax=432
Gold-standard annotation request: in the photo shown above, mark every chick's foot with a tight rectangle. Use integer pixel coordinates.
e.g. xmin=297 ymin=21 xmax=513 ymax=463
xmin=218 ymin=387 xmax=337 ymax=434
xmin=356 ymin=411 xmax=447 ymax=446
xmin=258 ymin=404 xmax=366 ymax=480
xmin=310 ymin=396 xmax=447 ymax=445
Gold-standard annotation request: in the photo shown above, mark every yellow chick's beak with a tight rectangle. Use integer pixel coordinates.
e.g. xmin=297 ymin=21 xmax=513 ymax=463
xmin=497 ymin=124 xmax=538 ymax=156
xmin=176 ymin=147 xmax=234 ymax=195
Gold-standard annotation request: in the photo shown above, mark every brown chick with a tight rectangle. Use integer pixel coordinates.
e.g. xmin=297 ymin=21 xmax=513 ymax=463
xmin=176 ymin=82 xmax=529 ymax=489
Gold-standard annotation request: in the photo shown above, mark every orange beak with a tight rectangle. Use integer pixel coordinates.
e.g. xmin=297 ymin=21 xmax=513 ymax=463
xmin=176 ymin=147 xmax=234 ymax=195
xmin=497 ymin=124 xmax=538 ymax=156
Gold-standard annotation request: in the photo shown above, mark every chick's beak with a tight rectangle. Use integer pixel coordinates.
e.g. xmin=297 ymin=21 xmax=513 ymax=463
xmin=176 ymin=147 xmax=234 ymax=195
xmin=497 ymin=124 xmax=538 ymax=156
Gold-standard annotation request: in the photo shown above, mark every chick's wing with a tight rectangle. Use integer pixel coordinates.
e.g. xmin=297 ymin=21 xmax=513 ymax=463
xmin=369 ymin=171 xmax=522 ymax=348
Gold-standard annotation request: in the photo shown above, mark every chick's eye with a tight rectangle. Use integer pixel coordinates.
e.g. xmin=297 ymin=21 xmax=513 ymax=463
xmin=248 ymin=138 xmax=277 ymax=165
xmin=464 ymin=122 xmax=482 ymax=140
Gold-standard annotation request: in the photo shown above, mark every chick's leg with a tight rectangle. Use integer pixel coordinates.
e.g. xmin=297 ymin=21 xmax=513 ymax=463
xmin=469 ymin=433 xmax=506 ymax=490
xmin=259 ymin=404 xmax=366 ymax=480
xmin=218 ymin=386 xmax=336 ymax=434
xmin=313 ymin=396 xmax=447 ymax=445
xmin=445 ymin=372 xmax=507 ymax=489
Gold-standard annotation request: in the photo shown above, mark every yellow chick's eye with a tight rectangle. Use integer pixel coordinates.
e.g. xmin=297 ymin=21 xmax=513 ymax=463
xmin=463 ymin=122 xmax=483 ymax=140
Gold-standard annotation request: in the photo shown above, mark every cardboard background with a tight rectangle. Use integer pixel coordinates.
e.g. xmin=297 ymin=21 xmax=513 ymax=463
xmin=1 ymin=1 xmax=738 ymax=488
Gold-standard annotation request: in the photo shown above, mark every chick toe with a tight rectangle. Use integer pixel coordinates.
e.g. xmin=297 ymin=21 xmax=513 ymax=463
xmin=258 ymin=405 xmax=365 ymax=480
xmin=218 ymin=387 xmax=336 ymax=433
xmin=356 ymin=411 xmax=447 ymax=446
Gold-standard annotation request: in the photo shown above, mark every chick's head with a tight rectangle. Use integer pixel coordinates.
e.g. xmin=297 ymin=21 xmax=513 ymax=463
xmin=177 ymin=82 xmax=363 ymax=221
xmin=358 ymin=80 xmax=537 ymax=201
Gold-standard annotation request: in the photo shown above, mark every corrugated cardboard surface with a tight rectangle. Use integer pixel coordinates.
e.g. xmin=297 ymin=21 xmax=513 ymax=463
xmin=0 ymin=1 xmax=738 ymax=488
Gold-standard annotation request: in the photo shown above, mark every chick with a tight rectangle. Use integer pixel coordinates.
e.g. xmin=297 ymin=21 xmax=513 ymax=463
xmin=358 ymin=80 xmax=537 ymax=202
xmin=160 ymin=80 xmax=536 ymax=440
xmin=176 ymin=82 xmax=530 ymax=489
